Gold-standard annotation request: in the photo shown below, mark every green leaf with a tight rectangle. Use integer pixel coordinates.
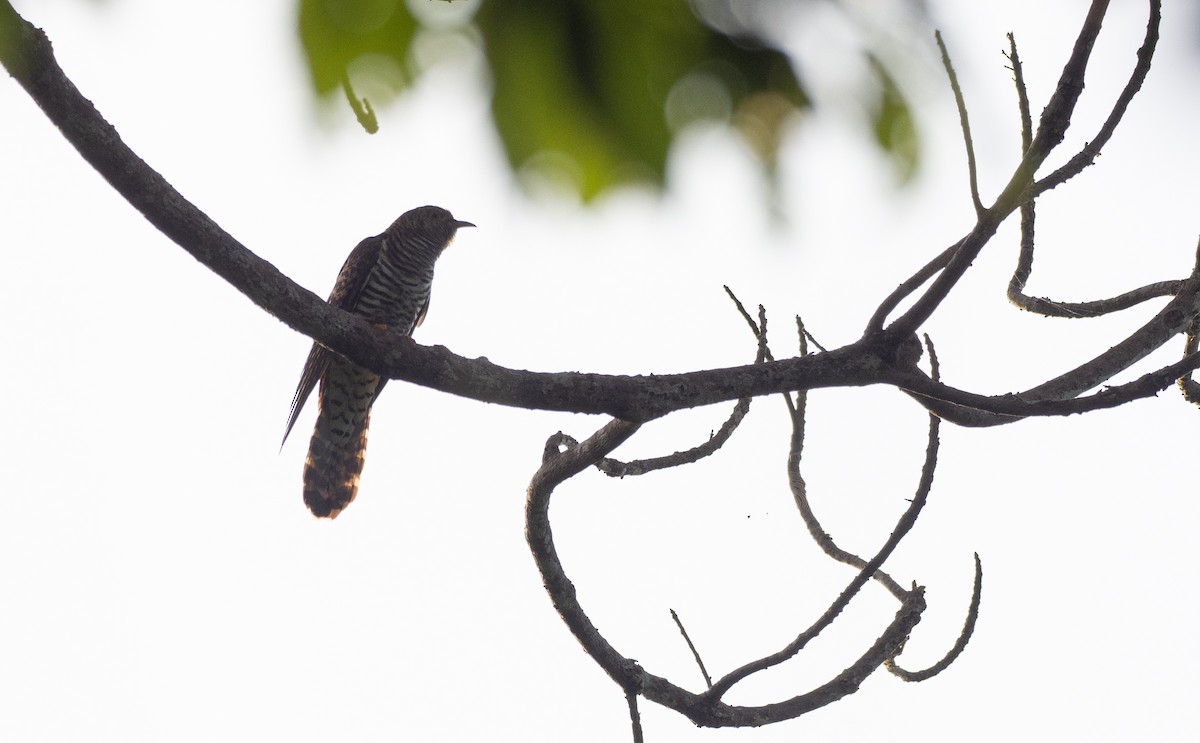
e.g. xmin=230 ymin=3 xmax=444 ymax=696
xmin=298 ymin=0 xmax=418 ymax=99
xmin=475 ymin=0 xmax=809 ymax=200
xmin=866 ymin=52 xmax=919 ymax=184
xmin=294 ymin=0 xmax=921 ymax=201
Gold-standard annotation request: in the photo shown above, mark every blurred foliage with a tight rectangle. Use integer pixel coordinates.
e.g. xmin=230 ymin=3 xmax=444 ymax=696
xmin=299 ymin=0 xmax=926 ymax=201
xmin=866 ymin=52 xmax=919 ymax=183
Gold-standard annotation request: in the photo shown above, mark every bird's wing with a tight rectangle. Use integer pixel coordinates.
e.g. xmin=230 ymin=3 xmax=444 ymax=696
xmin=282 ymin=235 xmax=384 ymax=447
xmin=368 ymin=293 xmax=431 ymax=406
xmin=412 ymin=293 xmax=431 ymax=332
xmin=328 ymin=234 xmax=385 ymax=313
xmin=282 ymin=342 xmax=329 ymax=446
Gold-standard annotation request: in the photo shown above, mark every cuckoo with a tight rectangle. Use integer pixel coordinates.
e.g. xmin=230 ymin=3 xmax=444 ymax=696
xmin=282 ymin=205 xmax=474 ymax=518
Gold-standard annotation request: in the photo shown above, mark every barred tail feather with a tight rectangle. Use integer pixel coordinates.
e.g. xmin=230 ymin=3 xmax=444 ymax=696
xmin=302 ymin=358 xmax=381 ymax=518
xmin=303 ymin=413 xmax=370 ymax=518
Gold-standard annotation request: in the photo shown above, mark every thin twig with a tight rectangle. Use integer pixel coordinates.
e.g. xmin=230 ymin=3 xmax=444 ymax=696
xmin=895 ymin=348 xmax=1200 ymax=426
xmin=799 ymin=317 xmax=828 ymax=354
xmin=597 ymin=288 xmax=770 ymax=476
xmin=670 ymin=609 xmax=713 ymax=689
xmin=1005 ymin=31 xmax=1037 ymax=305
xmin=704 ymin=396 xmax=940 ymax=699
xmin=1007 ymin=33 xmax=1034 ymax=154
xmin=936 ymin=31 xmax=985 ymax=216
xmin=786 ymin=385 xmax=908 ymax=600
xmin=528 ymin=419 xmax=926 ymax=727
xmin=1010 ymin=280 xmax=1184 ymax=317
xmin=788 ymin=334 xmax=942 ymax=603
xmin=888 ymin=553 xmax=984 ymax=681
xmin=1007 ymin=16 xmax=1175 ymax=318
xmin=865 ymin=240 xmax=962 ymax=333
xmin=885 ymin=0 xmax=1117 ymax=339
xmin=724 ymin=285 xmax=770 ymax=358
xmin=595 ymin=392 xmax=753 ymax=477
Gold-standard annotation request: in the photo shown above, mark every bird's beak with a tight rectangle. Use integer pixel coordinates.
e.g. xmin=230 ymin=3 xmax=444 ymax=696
xmin=455 ymin=220 xmax=476 ymax=229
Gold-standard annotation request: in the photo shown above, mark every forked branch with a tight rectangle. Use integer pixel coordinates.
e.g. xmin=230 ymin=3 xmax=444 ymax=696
xmin=527 ymin=416 xmax=928 ymax=727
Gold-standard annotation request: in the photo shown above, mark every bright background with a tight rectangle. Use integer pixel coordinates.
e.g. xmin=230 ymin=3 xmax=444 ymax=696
xmin=2 ymin=1 xmax=1198 ymax=741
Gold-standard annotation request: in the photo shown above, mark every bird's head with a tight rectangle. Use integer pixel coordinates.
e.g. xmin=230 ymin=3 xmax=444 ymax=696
xmin=390 ymin=205 xmax=475 ymax=250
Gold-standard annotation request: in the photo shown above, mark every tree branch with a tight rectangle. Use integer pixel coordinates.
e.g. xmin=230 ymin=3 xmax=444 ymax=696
xmin=0 ymin=1 xmax=906 ymax=422
xmin=888 ymin=553 xmax=983 ymax=682
xmin=936 ymin=31 xmax=984 ymax=218
xmin=883 ymin=0 xmax=1117 ymax=339
xmin=526 ymin=419 xmax=927 ymax=727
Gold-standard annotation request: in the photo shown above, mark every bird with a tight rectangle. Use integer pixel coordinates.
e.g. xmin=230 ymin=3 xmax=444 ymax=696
xmin=282 ymin=205 xmax=474 ymax=518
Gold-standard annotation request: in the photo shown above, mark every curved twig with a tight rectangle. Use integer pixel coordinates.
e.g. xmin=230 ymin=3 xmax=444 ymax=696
xmin=885 ymin=0 xmax=1118 ymax=339
xmin=785 ymin=367 xmax=909 ymax=601
xmin=595 ymin=395 xmax=752 ymax=477
xmin=527 ymin=420 xmax=925 ymax=727
xmin=703 ymin=388 xmax=940 ymax=699
xmin=596 ymin=288 xmax=767 ymax=476
xmin=1007 ymin=8 xmax=1173 ymax=318
xmin=789 ymin=336 xmax=945 ymax=605
xmin=887 ymin=553 xmax=983 ymax=681
xmin=1010 ymin=280 xmax=1184 ymax=318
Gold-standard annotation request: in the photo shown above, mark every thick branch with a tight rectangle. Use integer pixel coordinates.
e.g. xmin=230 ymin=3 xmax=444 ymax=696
xmin=2 ymin=1 xmax=1184 ymax=431
xmin=0 ymin=2 xmax=900 ymax=422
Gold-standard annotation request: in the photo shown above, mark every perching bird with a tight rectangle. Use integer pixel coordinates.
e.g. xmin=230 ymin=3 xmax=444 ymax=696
xmin=282 ymin=206 xmax=474 ymax=518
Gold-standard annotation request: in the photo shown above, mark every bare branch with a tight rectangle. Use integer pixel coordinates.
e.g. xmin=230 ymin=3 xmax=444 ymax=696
xmin=896 ymin=348 xmax=1200 ymax=427
xmin=885 ymin=0 xmax=1120 ymax=338
xmin=669 ymin=609 xmax=712 ymax=689
xmin=1030 ymin=0 xmax=1161 ymax=198
xmin=724 ymin=285 xmax=769 ymax=356
xmin=1005 ymin=31 xmax=1039 ymax=308
xmin=0 ymin=3 xmax=903 ymax=422
xmin=597 ymin=289 xmax=771 ymax=476
xmin=1010 ymin=280 xmax=1184 ymax=318
xmin=785 ymin=365 xmax=909 ymax=601
xmin=936 ymin=31 xmax=985 ymax=217
xmin=704 ymin=397 xmax=940 ymax=698
xmin=528 ymin=419 xmax=926 ymax=728
xmin=626 ymin=690 xmax=644 ymax=743
xmin=865 ymin=240 xmax=961 ymax=333
xmin=888 ymin=553 xmax=984 ymax=682
xmin=798 ymin=316 xmax=827 ymax=355
xmin=595 ymin=394 xmax=753 ymax=476
xmin=1179 ymin=316 xmax=1200 ymax=404
xmin=3 ymin=0 xmax=1183 ymax=434
xmin=1007 ymin=33 xmax=1034 ymax=155
xmin=1007 ymin=7 xmax=1173 ymax=318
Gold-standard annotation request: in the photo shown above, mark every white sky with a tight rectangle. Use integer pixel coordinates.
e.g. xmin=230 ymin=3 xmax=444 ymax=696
xmin=2 ymin=1 xmax=1198 ymax=741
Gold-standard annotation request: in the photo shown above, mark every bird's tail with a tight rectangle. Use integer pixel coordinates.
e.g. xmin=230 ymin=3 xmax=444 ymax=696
xmin=302 ymin=359 xmax=380 ymax=518
xmin=303 ymin=415 xmax=370 ymax=518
